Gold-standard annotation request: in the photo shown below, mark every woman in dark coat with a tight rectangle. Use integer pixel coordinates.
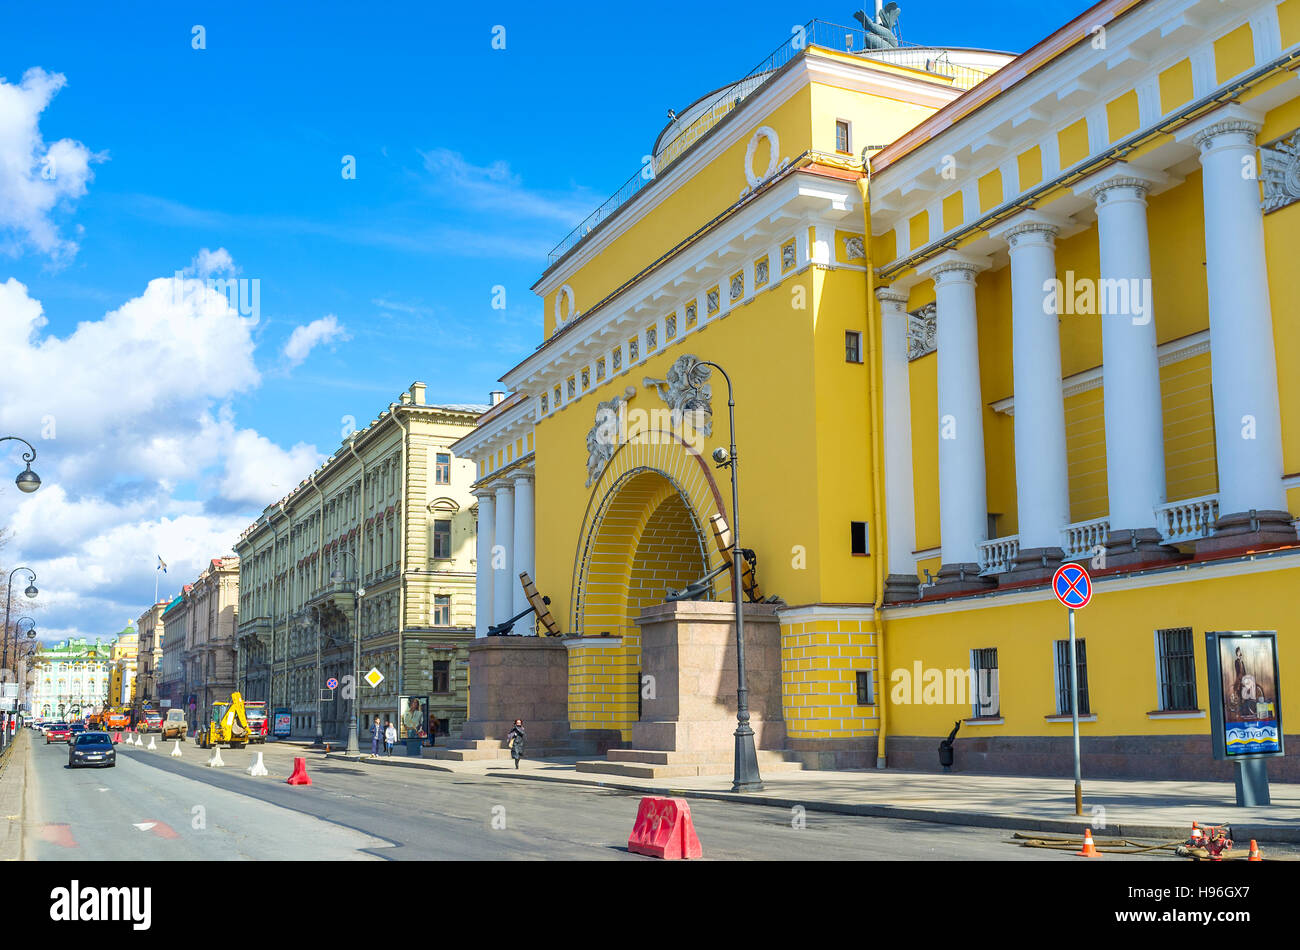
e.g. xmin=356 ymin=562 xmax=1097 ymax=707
xmin=506 ymin=719 xmax=525 ymax=769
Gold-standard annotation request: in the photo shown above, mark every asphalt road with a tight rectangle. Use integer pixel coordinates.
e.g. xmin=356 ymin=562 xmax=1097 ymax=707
xmin=25 ymin=737 xmax=1185 ymax=861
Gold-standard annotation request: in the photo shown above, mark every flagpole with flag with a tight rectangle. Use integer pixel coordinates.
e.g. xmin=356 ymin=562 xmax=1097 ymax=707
xmin=156 ymin=555 xmax=167 ymax=604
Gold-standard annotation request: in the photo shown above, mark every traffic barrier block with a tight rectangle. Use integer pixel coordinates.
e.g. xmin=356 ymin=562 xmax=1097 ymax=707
xmin=170 ymin=739 xmax=182 ymax=757
xmin=113 ymin=732 xmax=122 ymax=744
xmin=286 ymin=757 xmax=312 ymax=785
xmin=206 ymin=747 xmax=225 ymax=768
xmin=147 ymin=736 xmax=157 ymax=750
xmin=627 ymin=796 xmax=703 ymax=859
xmin=135 ymin=734 xmax=143 ymax=747
xmin=247 ymin=751 xmax=268 ymax=776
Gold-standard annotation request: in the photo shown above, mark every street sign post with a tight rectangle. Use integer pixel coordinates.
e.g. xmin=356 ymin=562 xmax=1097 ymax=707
xmin=1052 ymin=563 xmax=1093 ymax=816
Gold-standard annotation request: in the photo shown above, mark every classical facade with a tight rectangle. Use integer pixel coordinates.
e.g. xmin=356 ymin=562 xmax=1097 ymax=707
xmin=134 ymin=600 xmax=167 ymax=709
xmin=455 ymin=0 xmax=1300 ymax=780
xmin=29 ymin=636 xmax=116 ymax=720
xmin=108 ymin=628 xmax=138 ymax=707
xmin=156 ymin=592 xmax=186 ymax=710
xmin=161 ymin=559 xmax=239 ymax=728
xmin=234 ymin=382 xmax=484 ymax=741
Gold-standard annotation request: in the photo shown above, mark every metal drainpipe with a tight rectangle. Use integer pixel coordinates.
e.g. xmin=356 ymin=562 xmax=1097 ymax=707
xmin=394 ymin=405 xmax=410 ymax=713
xmin=857 ymin=160 xmax=890 ymax=770
xmin=346 ymin=435 xmax=366 ymax=728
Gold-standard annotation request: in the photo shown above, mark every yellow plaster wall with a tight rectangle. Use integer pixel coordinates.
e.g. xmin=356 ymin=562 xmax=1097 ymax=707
xmin=782 ymin=619 xmax=880 ymax=739
xmin=885 ymin=561 xmax=1300 ymax=738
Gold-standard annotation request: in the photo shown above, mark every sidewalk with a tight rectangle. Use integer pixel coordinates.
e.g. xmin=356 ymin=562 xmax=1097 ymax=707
xmin=0 ymin=730 xmax=29 ymax=861
xmin=329 ymin=749 xmax=1300 ymax=842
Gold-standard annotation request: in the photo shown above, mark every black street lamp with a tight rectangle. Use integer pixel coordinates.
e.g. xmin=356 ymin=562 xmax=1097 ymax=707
xmin=0 ymin=436 xmax=41 ymax=494
xmin=329 ymin=551 xmax=364 ymax=757
xmin=688 ymin=359 xmax=763 ymax=793
xmin=3 ymin=568 xmax=38 ymax=675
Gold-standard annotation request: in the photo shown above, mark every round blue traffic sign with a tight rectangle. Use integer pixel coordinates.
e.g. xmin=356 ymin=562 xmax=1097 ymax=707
xmin=1052 ymin=563 xmax=1092 ymax=609
xmin=326 ymin=677 xmax=339 ymax=690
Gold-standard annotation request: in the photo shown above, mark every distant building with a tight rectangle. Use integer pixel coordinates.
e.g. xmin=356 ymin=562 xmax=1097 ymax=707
xmin=135 ymin=600 xmax=168 ymax=709
xmin=166 ymin=559 xmax=240 ymax=728
xmin=156 ymin=592 xmax=188 ymax=710
xmin=108 ymin=626 xmax=138 ymax=706
xmin=29 ymin=637 xmax=115 ymax=720
xmin=235 ymin=382 xmax=483 ymax=741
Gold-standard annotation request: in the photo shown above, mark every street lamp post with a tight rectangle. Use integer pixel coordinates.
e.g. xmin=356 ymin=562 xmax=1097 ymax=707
xmin=329 ymin=552 xmax=364 ymax=757
xmin=13 ymin=619 xmax=35 ymax=717
xmin=0 ymin=436 xmax=41 ymax=495
xmin=689 ymin=360 xmax=763 ymax=793
xmin=3 ymin=568 xmax=39 ymax=676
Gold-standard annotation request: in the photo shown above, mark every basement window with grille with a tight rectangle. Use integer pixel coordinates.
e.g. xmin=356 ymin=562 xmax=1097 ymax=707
xmin=1155 ymin=627 xmax=1198 ymax=711
xmin=856 ymin=671 xmax=874 ymax=706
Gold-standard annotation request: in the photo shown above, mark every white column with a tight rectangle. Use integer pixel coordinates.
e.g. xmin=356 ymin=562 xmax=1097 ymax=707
xmin=921 ymin=254 xmax=991 ymax=571
xmin=473 ymin=490 xmax=494 ymax=637
xmin=492 ymin=483 xmax=515 ymax=627
xmin=994 ymin=213 xmax=1071 ymax=553
xmin=1087 ymin=167 xmax=1168 ymax=530
xmin=877 ymin=288 xmax=918 ymax=587
xmin=511 ymin=471 xmax=534 ymax=619
xmin=1182 ymin=107 xmax=1287 ymax=518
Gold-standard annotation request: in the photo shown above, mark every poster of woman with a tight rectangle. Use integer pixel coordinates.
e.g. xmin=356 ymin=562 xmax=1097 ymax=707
xmin=398 ymin=695 xmax=429 ymax=741
xmin=1215 ymin=633 xmax=1282 ymax=757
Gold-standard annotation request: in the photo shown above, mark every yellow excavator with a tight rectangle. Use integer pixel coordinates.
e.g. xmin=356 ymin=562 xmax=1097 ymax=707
xmin=195 ymin=692 xmax=253 ymax=750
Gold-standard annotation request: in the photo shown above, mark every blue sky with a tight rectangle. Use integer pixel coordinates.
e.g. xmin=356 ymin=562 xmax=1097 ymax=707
xmin=0 ymin=0 xmax=1095 ymax=644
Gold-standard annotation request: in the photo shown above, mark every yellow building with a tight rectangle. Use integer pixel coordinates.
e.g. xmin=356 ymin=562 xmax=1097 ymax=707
xmin=235 ymin=383 xmax=485 ymax=740
xmin=108 ymin=626 xmax=138 ymax=707
xmin=458 ymin=0 xmax=1300 ymax=780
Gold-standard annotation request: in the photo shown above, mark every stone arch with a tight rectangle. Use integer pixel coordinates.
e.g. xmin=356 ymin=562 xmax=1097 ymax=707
xmin=571 ymin=435 xmax=728 ymax=636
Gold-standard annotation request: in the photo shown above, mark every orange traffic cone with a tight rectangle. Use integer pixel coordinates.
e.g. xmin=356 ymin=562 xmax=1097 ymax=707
xmin=1248 ymin=840 xmax=1262 ymax=861
xmin=1190 ymin=821 xmax=1203 ymax=846
xmin=286 ymin=756 xmax=312 ymax=786
xmin=1077 ymin=828 xmax=1099 ymax=857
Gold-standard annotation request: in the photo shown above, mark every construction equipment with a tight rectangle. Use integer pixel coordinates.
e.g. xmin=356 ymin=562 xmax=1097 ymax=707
xmin=195 ymin=692 xmax=253 ymax=750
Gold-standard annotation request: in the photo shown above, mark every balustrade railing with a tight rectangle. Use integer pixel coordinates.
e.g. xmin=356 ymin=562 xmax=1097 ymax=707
xmin=1062 ymin=517 xmax=1110 ymax=559
xmin=1155 ymin=494 xmax=1220 ymax=545
xmin=978 ymin=535 xmax=1020 ymax=575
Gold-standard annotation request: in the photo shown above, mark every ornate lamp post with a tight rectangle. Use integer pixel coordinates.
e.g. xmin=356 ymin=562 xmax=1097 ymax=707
xmin=0 ymin=436 xmax=41 ymax=494
xmin=329 ymin=551 xmax=364 ymax=757
xmin=3 ymin=568 xmax=38 ymax=675
xmin=688 ymin=359 xmax=763 ymax=793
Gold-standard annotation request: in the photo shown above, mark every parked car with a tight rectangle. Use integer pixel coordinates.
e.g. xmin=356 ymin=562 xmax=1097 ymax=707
xmin=45 ymin=723 xmax=72 ymax=743
xmin=160 ymin=708 xmax=188 ymax=740
xmin=68 ymin=731 xmax=116 ymax=769
xmin=68 ymin=723 xmax=87 ymax=739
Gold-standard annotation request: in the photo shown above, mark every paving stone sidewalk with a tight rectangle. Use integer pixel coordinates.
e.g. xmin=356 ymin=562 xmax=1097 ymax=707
xmin=321 ymin=747 xmax=1300 ymax=842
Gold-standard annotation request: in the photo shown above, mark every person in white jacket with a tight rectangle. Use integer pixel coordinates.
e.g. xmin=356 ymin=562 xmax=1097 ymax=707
xmin=383 ymin=720 xmax=397 ymax=756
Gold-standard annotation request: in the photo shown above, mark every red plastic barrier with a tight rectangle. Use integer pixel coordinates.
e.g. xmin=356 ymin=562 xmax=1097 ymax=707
xmin=112 ymin=732 xmax=122 ymax=744
xmin=286 ymin=757 xmax=312 ymax=786
xmin=627 ymin=796 xmax=703 ymax=859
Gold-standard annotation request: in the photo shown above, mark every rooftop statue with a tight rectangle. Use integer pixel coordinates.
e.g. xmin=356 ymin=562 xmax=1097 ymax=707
xmin=853 ymin=2 xmax=902 ymax=50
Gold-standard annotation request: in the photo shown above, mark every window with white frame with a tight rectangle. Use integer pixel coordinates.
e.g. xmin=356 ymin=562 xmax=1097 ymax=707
xmin=432 ymin=595 xmax=451 ymax=627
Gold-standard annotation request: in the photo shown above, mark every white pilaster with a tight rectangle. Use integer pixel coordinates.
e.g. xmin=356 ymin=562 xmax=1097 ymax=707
xmin=1081 ymin=165 xmax=1169 ymax=530
xmin=877 ymin=287 xmax=918 ymax=579
xmin=492 ymin=483 xmax=515 ymax=627
xmin=921 ymin=253 xmax=991 ymax=569
xmin=1178 ymin=106 xmax=1287 ymax=517
xmin=511 ymin=471 xmax=535 ymax=620
xmin=993 ymin=212 xmax=1071 ymax=552
xmin=472 ymin=490 xmax=494 ymax=637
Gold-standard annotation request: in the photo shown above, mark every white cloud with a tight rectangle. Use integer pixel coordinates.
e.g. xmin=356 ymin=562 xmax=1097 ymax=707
xmin=283 ymin=313 xmax=349 ymax=367
xmin=0 ymin=68 xmax=103 ymax=262
xmin=0 ymin=256 xmax=325 ymax=644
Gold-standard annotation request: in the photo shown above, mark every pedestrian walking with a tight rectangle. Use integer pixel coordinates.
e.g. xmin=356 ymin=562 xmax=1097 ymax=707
xmin=506 ymin=718 xmax=525 ymax=770
xmin=369 ymin=716 xmax=382 ymax=758
xmin=383 ymin=719 xmax=396 ymax=756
